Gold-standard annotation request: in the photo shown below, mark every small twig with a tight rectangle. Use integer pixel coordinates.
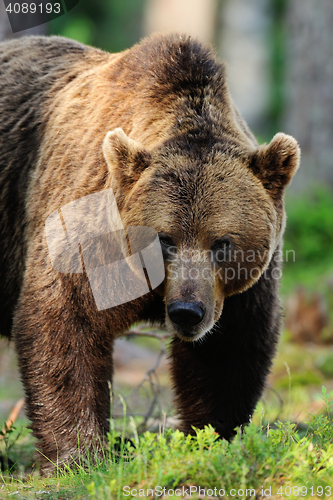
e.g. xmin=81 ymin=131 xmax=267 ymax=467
xmin=112 ymin=329 xmax=169 ymax=428
xmin=137 ymin=392 xmax=159 ymax=434
xmin=146 ymin=344 xmax=167 ymax=377
xmin=0 ymin=398 xmax=25 ymax=441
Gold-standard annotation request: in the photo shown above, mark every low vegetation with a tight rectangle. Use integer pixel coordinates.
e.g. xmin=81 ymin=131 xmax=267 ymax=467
xmin=1 ymin=388 xmax=333 ymax=499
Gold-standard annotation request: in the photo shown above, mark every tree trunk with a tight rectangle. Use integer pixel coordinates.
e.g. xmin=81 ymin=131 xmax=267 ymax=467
xmin=284 ymin=0 xmax=333 ymax=191
xmin=143 ymin=0 xmax=216 ymax=46
xmin=217 ymin=0 xmax=271 ymax=134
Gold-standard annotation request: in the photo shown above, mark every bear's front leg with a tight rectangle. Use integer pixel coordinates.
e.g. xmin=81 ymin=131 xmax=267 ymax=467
xmin=13 ymin=270 xmax=114 ymax=474
xmin=170 ymin=272 xmax=281 ymax=439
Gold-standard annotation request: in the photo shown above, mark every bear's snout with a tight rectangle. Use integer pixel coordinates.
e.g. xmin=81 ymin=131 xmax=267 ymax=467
xmin=167 ymin=301 xmax=206 ymax=332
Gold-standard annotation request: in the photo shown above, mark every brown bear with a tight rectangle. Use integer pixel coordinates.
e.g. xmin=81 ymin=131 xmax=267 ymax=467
xmin=0 ymin=33 xmax=300 ymax=473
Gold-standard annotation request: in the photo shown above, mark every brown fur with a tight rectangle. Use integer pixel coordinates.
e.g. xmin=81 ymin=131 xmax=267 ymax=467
xmin=0 ymin=33 xmax=300 ymax=472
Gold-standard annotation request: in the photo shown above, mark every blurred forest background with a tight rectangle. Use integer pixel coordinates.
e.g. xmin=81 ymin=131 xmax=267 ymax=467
xmin=0 ymin=0 xmax=333 ymax=430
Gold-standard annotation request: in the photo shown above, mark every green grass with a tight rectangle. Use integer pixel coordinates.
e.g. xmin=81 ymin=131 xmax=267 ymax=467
xmin=1 ymin=388 xmax=333 ymax=499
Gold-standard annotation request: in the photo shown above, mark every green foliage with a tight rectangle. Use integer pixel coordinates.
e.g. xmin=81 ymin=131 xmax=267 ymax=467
xmin=48 ymin=0 xmax=145 ymax=52
xmin=282 ymin=186 xmax=333 ymax=293
xmin=284 ymin=186 xmax=333 ymax=265
xmin=277 ymin=370 xmax=323 ymax=389
xmin=268 ymin=0 xmax=288 ymax=135
xmin=0 ymin=424 xmax=35 ymax=476
xmin=315 ymin=351 xmax=333 ymax=378
xmin=75 ymin=411 xmax=333 ymax=499
xmin=0 ymin=424 xmax=17 ymax=472
xmin=2 ymin=392 xmax=333 ymax=499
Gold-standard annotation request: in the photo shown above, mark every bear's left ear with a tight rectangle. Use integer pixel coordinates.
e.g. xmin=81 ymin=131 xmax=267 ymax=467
xmin=103 ymin=128 xmax=151 ymax=189
xmin=249 ymin=133 xmax=301 ymax=199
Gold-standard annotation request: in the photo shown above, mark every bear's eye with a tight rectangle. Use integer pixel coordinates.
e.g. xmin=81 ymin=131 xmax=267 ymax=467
xmin=158 ymin=233 xmax=176 ymax=259
xmin=211 ymin=236 xmax=232 ymax=264
xmin=159 ymin=233 xmax=174 ymax=247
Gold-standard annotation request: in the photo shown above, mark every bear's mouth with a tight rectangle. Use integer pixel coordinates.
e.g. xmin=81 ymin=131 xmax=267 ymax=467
xmin=171 ymin=327 xmax=207 ymax=342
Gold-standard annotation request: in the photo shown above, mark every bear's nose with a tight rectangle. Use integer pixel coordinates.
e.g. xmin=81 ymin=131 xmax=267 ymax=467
xmin=167 ymin=301 xmax=205 ymax=327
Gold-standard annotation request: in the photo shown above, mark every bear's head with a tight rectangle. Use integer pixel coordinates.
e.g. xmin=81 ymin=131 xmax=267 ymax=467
xmin=103 ymin=127 xmax=300 ymax=341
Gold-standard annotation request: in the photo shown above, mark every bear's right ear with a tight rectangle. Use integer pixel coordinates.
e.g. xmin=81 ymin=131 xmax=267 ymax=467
xmin=103 ymin=128 xmax=151 ymax=189
xmin=249 ymin=133 xmax=301 ymax=201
